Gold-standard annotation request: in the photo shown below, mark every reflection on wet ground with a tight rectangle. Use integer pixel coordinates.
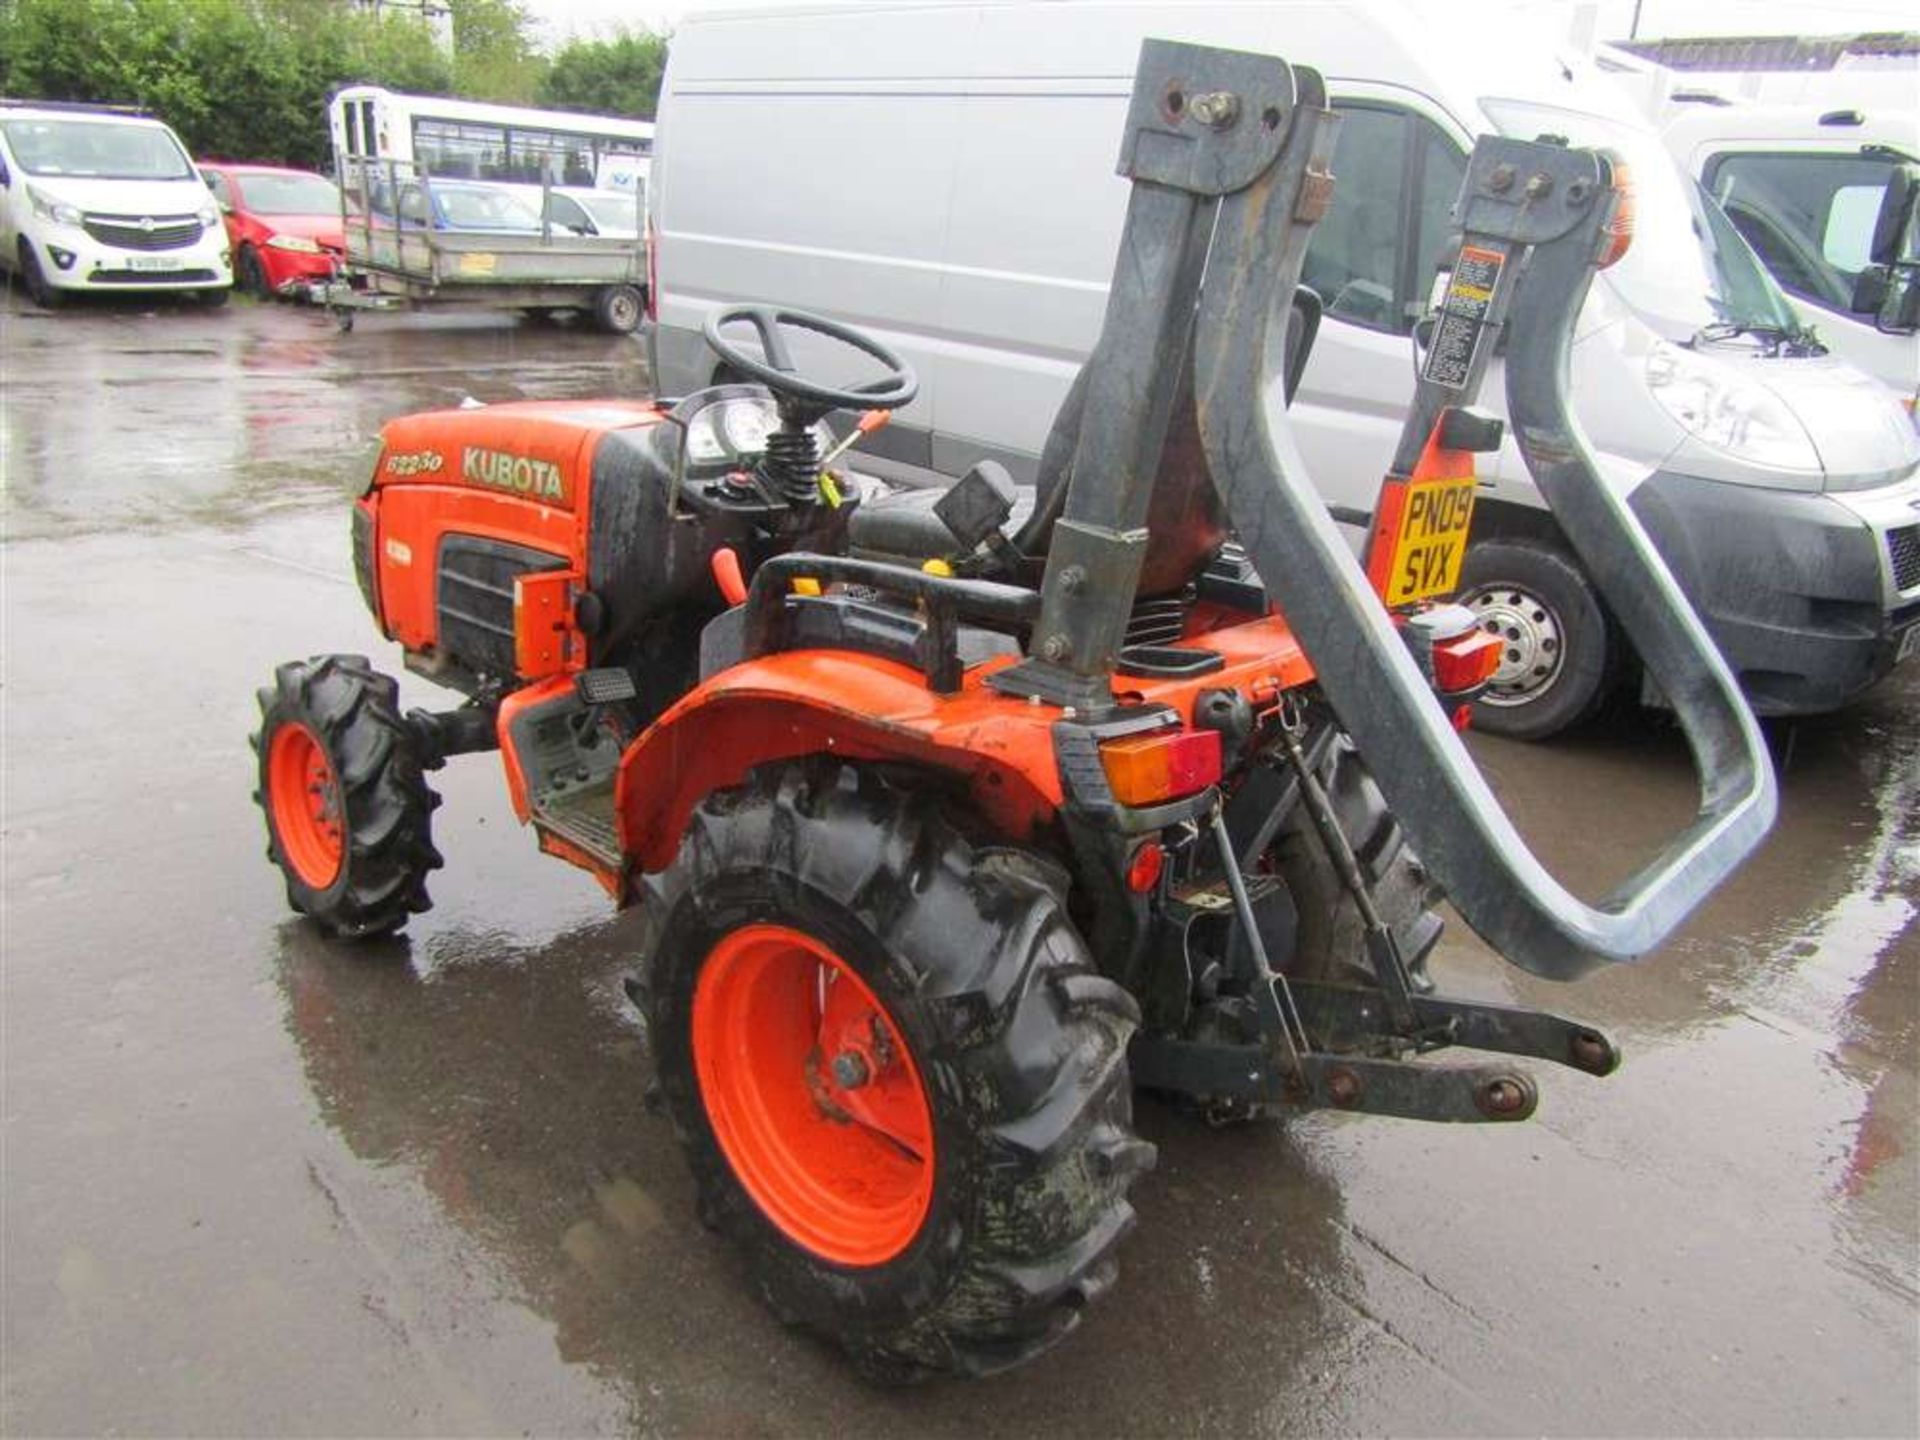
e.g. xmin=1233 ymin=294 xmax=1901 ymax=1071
xmin=2 ymin=289 xmax=1915 ymax=1435
xmin=0 ymin=294 xmax=646 ymax=540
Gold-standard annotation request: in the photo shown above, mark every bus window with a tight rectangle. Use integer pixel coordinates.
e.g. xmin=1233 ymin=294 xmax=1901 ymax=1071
xmin=343 ymin=102 xmax=361 ymax=158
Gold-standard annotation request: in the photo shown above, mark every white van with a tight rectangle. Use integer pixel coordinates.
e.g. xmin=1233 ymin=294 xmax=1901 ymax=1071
xmin=1660 ymin=102 xmax=1920 ymax=398
xmin=647 ymin=1 xmax=1920 ymax=737
xmin=0 ymin=101 xmax=232 ymax=306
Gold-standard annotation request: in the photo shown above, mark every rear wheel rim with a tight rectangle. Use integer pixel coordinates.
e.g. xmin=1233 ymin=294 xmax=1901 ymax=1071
xmin=693 ymin=922 xmax=935 ymax=1267
xmin=268 ymin=722 xmax=345 ymax=889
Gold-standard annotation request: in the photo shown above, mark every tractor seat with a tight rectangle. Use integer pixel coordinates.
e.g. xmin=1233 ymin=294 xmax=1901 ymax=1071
xmin=847 ymin=471 xmax=1037 ymax=562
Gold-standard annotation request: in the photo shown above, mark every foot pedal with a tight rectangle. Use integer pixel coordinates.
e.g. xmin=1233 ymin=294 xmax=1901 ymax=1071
xmin=574 ymin=667 xmax=638 ymax=706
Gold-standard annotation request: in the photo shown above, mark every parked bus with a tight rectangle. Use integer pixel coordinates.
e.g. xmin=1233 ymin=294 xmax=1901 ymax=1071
xmin=327 ymin=87 xmax=652 ymax=194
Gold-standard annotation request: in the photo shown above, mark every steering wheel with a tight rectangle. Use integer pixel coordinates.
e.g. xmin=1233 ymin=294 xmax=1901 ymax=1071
xmin=703 ymin=305 xmax=918 ymax=417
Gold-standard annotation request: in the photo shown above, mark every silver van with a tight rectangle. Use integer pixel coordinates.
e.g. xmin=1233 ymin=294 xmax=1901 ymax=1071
xmin=648 ymin=0 xmax=1920 ymax=737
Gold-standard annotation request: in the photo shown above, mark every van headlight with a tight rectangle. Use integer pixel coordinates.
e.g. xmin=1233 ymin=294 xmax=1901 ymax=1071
xmin=198 ymin=204 xmax=219 ymax=227
xmin=28 ymin=185 xmax=83 ymax=228
xmin=1645 ymin=341 xmax=1819 ymax=471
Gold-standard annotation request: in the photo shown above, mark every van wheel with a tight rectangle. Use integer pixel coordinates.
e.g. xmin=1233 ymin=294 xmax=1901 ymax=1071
xmin=18 ymin=241 xmax=62 ymax=309
xmin=593 ymin=283 xmax=643 ymax=334
xmin=636 ymin=761 xmax=1150 ymax=1379
xmin=198 ymin=287 xmax=231 ymax=309
xmin=1458 ymin=538 xmax=1613 ymax=740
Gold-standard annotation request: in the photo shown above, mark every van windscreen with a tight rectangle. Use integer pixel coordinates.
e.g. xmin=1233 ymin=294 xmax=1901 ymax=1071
xmin=0 ymin=119 xmax=194 ymax=181
xmin=1482 ymin=99 xmax=1803 ymax=341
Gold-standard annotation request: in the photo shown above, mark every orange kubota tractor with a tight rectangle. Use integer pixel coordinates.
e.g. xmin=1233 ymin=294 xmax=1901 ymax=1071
xmin=254 ymin=41 xmax=1775 ymax=1379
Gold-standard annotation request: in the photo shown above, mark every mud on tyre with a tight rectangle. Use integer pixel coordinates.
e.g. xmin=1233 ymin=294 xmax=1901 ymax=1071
xmin=252 ymin=654 xmax=441 ymax=939
xmin=636 ymin=761 xmax=1155 ymax=1380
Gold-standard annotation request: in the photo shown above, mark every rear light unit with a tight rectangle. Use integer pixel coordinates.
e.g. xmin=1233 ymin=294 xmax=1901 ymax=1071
xmin=1125 ymin=840 xmax=1166 ymax=894
xmin=644 ymin=213 xmax=658 ymax=324
xmin=1100 ymin=728 xmax=1222 ymax=807
xmin=1433 ymin=628 xmax=1503 ymax=694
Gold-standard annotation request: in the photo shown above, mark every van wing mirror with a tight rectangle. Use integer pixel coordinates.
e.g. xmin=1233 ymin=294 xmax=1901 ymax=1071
xmin=1867 ymin=161 xmax=1917 ymax=267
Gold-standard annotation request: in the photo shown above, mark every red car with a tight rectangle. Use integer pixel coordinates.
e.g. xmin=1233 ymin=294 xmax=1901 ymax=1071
xmin=197 ymin=163 xmax=347 ymax=297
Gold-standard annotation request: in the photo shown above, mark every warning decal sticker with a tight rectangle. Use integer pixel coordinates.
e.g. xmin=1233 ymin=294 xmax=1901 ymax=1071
xmin=1422 ymin=243 xmax=1506 ymax=390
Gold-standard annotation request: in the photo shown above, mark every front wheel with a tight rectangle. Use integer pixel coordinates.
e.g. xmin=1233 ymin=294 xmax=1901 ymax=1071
xmin=236 ymin=245 xmax=268 ymax=298
xmin=1458 ymin=537 xmax=1615 ymax=740
xmin=637 ymin=762 xmax=1152 ymax=1380
xmin=17 ymin=241 xmax=62 ymax=309
xmin=252 ymin=655 xmax=441 ymax=938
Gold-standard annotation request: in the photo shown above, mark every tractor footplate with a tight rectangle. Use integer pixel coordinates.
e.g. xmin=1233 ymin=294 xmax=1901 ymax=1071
xmin=531 ymin=778 xmax=622 ymax=869
xmin=1130 ymin=1034 xmax=1539 ymax=1123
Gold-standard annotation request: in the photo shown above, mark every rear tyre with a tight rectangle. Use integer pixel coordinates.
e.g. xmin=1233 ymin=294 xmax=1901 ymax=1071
xmin=637 ymin=761 xmax=1152 ymax=1380
xmin=1273 ymin=731 xmax=1444 ymax=992
xmin=252 ymin=655 xmax=441 ymax=939
xmin=1458 ymin=537 xmax=1614 ymax=741
xmin=18 ymin=241 xmax=62 ymax=309
xmin=593 ymin=282 xmax=643 ymax=334
xmin=236 ymin=245 xmax=268 ymax=299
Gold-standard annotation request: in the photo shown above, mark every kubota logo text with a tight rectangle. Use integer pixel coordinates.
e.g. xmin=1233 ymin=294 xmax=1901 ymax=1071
xmin=461 ymin=446 xmax=566 ymax=502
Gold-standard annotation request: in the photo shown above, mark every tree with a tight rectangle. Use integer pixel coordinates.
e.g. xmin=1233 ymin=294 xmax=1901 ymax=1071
xmin=0 ymin=0 xmax=454 ymax=172
xmin=447 ymin=0 xmax=545 ymax=105
xmin=537 ymin=29 xmax=669 ymax=121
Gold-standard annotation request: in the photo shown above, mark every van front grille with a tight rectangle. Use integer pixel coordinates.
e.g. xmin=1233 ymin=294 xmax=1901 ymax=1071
xmin=82 ymin=214 xmax=204 ymax=251
xmin=1887 ymin=524 xmax=1920 ymax=592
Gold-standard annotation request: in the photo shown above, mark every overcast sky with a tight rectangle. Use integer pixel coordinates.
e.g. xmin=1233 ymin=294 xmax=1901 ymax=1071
xmin=518 ymin=0 xmax=1920 ymax=49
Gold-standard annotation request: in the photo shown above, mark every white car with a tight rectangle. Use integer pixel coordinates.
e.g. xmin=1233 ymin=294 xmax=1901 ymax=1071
xmin=0 ymin=101 xmax=233 ymax=306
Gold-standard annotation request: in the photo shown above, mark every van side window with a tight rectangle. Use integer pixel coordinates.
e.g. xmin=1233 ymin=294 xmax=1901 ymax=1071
xmin=203 ymin=170 xmax=231 ymax=209
xmin=1705 ymin=151 xmax=1898 ymax=311
xmin=1304 ymin=107 xmax=1406 ymax=330
xmin=1303 ymin=105 xmax=1466 ymax=335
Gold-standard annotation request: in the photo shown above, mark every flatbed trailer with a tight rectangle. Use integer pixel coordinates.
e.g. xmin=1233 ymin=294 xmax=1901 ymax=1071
xmin=319 ymin=161 xmax=647 ymax=333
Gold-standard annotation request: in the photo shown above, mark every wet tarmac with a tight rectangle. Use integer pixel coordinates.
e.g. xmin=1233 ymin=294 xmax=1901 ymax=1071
xmin=2 ymin=289 xmax=1916 ymax=1437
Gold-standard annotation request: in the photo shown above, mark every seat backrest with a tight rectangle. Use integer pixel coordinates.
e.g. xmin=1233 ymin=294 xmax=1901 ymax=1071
xmin=1011 ymin=284 xmax=1324 ymax=593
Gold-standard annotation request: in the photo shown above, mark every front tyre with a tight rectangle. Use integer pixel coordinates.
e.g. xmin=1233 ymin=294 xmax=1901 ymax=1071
xmin=252 ymin=655 xmax=441 ymax=939
xmin=18 ymin=240 xmax=62 ymax=309
xmin=638 ymin=762 xmax=1153 ymax=1380
xmin=1458 ymin=537 xmax=1614 ymax=740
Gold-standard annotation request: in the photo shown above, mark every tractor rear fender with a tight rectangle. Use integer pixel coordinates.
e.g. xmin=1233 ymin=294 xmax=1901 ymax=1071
xmin=613 ymin=607 xmax=1317 ymax=880
xmin=613 ymin=652 xmax=1068 ymax=878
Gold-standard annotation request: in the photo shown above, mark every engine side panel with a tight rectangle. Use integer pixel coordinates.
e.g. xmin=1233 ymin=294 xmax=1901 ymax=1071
xmin=364 ymin=400 xmax=661 ymax=688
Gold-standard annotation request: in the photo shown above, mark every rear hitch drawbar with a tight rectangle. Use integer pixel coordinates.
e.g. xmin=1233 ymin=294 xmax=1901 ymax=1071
xmin=1129 ymin=980 xmax=1620 ymax=1124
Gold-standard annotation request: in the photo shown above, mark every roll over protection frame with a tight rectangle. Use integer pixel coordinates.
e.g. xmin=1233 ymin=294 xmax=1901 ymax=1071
xmin=1006 ymin=39 xmax=1776 ymax=979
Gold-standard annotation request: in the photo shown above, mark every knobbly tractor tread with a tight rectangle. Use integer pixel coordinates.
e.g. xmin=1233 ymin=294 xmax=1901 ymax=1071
xmin=1273 ymin=732 xmax=1445 ymax=990
xmin=635 ymin=760 xmax=1153 ymax=1381
xmin=252 ymin=654 xmax=442 ymax=940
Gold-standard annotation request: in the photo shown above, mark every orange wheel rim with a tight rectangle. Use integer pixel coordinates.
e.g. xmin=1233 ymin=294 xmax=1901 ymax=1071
xmin=693 ymin=923 xmax=935 ymax=1267
xmin=268 ymin=722 xmax=344 ymax=889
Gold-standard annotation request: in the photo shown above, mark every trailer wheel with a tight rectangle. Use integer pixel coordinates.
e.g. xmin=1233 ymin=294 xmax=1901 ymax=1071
xmin=593 ymin=283 xmax=644 ymax=334
xmin=637 ymin=761 xmax=1152 ymax=1380
xmin=252 ymin=655 xmax=441 ymax=940
xmin=1458 ymin=538 xmax=1614 ymax=740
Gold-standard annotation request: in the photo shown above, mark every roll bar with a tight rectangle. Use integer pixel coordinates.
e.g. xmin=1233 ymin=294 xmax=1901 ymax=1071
xmin=1005 ymin=39 xmax=1776 ymax=980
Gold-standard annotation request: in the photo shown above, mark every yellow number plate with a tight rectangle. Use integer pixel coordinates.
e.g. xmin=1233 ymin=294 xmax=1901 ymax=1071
xmin=1382 ymin=474 xmax=1477 ymax=605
